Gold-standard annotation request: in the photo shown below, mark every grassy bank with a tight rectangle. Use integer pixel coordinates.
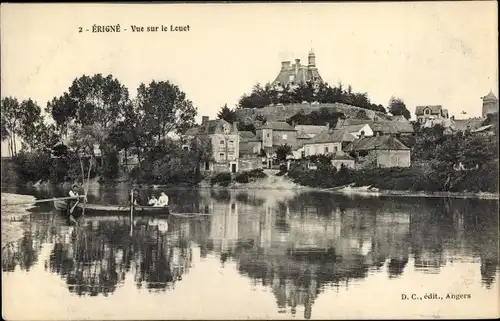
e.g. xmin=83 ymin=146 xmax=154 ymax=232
xmin=287 ymin=162 xmax=499 ymax=195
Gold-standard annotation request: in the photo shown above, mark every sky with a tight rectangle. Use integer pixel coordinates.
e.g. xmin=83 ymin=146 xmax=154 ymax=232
xmin=1 ymin=2 xmax=498 ymax=156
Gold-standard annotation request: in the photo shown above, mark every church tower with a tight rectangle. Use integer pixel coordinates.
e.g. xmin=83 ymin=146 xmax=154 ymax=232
xmin=308 ymin=49 xmax=316 ymax=68
xmin=481 ymin=91 xmax=499 ymax=117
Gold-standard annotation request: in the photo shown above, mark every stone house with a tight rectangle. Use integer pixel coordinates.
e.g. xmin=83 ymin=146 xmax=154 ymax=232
xmin=343 ymin=135 xmax=411 ymax=168
xmin=302 ymin=129 xmax=346 ymax=157
xmin=238 ymin=131 xmax=262 ymax=157
xmin=331 ymin=154 xmax=355 ymax=169
xmin=256 ymin=121 xmax=298 ymax=157
xmin=415 ymin=105 xmax=449 ymax=124
xmin=195 ymin=117 xmax=240 ymax=173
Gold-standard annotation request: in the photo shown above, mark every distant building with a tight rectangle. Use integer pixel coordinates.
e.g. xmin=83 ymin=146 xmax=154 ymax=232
xmin=336 ymin=119 xmax=414 ymax=136
xmin=415 ymin=105 xmax=449 ymax=124
xmin=481 ymin=91 xmax=499 ymax=117
xmin=272 ymin=50 xmax=323 ymax=88
xmin=238 ymin=131 xmax=262 ymax=156
xmin=196 ymin=116 xmax=240 ymax=173
xmin=302 ymin=129 xmax=346 ymax=157
xmin=331 ymin=154 xmax=355 ymax=170
xmin=344 ymin=135 xmax=411 ymax=168
xmin=256 ymin=121 xmax=298 ymax=157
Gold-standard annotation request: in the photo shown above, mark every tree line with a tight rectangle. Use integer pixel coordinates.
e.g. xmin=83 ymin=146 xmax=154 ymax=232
xmin=1 ymin=73 xmax=212 ymax=185
xmin=237 ymin=81 xmax=412 ymax=118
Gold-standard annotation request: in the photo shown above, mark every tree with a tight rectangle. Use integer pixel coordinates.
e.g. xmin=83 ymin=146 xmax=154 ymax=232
xmin=389 ymin=97 xmax=411 ymax=120
xmin=136 ymin=80 xmax=197 ymax=142
xmin=1 ymin=97 xmax=22 ymax=156
xmin=276 ymin=144 xmax=293 ymax=162
xmin=46 ymin=74 xmax=130 ymax=133
xmin=1 ymin=113 xmax=9 ymax=142
xmin=18 ymin=99 xmax=45 ymax=152
xmin=217 ymin=104 xmax=237 ymax=123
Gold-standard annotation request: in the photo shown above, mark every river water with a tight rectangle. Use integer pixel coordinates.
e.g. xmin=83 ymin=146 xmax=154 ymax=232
xmin=1 ymin=186 xmax=499 ymax=320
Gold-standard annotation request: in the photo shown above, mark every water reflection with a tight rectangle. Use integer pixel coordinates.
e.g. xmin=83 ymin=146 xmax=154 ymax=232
xmin=1 ymin=186 xmax=499 ymax=319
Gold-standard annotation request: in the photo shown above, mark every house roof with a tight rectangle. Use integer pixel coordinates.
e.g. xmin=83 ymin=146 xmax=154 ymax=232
xmin=341 ymin=124 xmax=369 ymax=133
xmin=482 ymin=91 xmax=498 ymax=101
xmin=390 ymin=115 xmax=409 ymax=122
xmin=452 ymin=118 xmax=485 ymax=132
xmin=344 ymin=135 xmax=409 ymax=152
xmin=296 ymin=129 xmax=312 ymax=139
xmin=305 ymin=129 xmax=352 ymax=144
xmin=185 ymin=127 xmax=200 ymax=136
xmin=239 ymin=131 xmax=260 ymax=142
xmin=332 ymin=154 xmax=355 ymax=161
xmin=198 ymin=119 xmax=236 ymax=135
xmin=415 ymin=105 xmax=443 ymax=115
xmin=337 ymin=118 xmax=414 ymax=134
xmin=259 ymin=121 xmax=296 ymax=131
xmin=294 ymin=125 xmax=328 ymax=137
xmin=471 ymin=124 xmax=494 ymax=133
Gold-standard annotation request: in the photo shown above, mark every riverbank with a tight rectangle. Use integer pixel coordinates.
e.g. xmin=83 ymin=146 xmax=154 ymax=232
xmin=4 ymin=169 xmax=498 ymax=200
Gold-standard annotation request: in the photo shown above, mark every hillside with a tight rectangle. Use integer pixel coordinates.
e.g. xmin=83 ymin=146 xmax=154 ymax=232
xmin=235 ymin=102 xmax=391 ymax=123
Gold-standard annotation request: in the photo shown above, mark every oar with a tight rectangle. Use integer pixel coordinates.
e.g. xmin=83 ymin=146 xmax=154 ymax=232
xmin=1 ymin=195 xmax=86 ymax=206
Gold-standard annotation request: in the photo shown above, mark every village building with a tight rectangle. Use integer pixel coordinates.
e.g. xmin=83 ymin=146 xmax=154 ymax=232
xmin=336 ymin=118 xmax=414 ymax=136
xmin=294 ymin=124 xmax=329 ymax=138
xmin=343 ymin=135 xmax=411 ymax=168
xmin=481 ymin=91 xmax=499 ymax=117
xmin=415 ymin=105 xmax=449 ymax=123
xmin=194 ymin=116 xmax=240 ymax=173
xmin=256 ymin=121 xmax=298 ymax=157
xmin=331 ymin=154 xmax=356 ymax=169
xmin=302 ymin=129 xmax=346 ymax=157
xmin=238 ymin=131 xmax=262 ymax=156
xmin=272 ymin=50 xmax=323 ymax=88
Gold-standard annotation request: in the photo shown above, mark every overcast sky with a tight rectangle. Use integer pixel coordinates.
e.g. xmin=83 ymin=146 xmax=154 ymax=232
xmin=1 ymin=2 xmax=498 ymax=155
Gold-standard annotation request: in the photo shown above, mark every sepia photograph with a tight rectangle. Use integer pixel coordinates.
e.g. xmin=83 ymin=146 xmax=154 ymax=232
xmin=1 ymin=2 xmax=499 ymax=320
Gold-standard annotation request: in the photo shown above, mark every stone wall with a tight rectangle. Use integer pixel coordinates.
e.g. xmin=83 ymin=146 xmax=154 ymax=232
xmin=373 ymin=150 xmax=411 ymax=168
xmin=239 ymin=157 xmax=263 ymax=172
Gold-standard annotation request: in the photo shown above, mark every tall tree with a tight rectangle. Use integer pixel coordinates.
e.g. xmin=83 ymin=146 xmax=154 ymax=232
xmin=136 ymin=80 xmax=197 ymax=142
xmin=217 ymin=104 xmax=237 ymax=123
xmin=388 ymin=96 xmax=411 ymax=120
xmin=46 ymin=74 xmax=130 ymax=133
xmin=18 ymin=99 xmax=45 ymax=152
xmin=1 ymin=97 xmax=22 ymax=156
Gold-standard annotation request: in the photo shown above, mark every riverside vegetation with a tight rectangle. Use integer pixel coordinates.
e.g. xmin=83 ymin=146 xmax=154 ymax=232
xmin=1 ymin=73 xmax=498 ymax=194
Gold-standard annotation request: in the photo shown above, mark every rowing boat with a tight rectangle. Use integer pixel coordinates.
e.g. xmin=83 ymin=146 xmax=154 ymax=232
xmin=53 ymin=199 xmax=170 ymax=216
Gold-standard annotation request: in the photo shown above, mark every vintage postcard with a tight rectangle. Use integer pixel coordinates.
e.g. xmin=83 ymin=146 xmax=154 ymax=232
xmin=1 ymin=2 xmax=499 ymax=320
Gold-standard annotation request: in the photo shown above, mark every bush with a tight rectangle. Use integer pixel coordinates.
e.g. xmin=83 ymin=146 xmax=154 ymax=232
xmin=210 ymin=172 xmax=232 ymax=187
xmin=247 ymin=168 xmax=267 ymax=179
xmin=235 ymin=172 xmax=249 ymax=183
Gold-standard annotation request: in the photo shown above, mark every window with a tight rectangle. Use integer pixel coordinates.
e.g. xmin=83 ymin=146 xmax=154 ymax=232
xmin=334 ymin=146 xmax=338 ymax=152
xmin=267 ymin=133 xmax=270 ymax=138
xmin=282 ymin=134 xmax=287 ymax=140
xmin=425 ymin=109 xmax=430 ymax=115
xmin=325 ymin=146 xmax=329 ymax=153
xmin=228 ymin=152 xmax=234 ymax=158
xmin=219 ymin=153 xmax=225 ymax=159
xmin=228 ymin=140 xmax=234 ymax=145
xmin=220 ymin=140 xmax=225 ymax=146
xmin=301 ymin=151 xmax=305 ymax=158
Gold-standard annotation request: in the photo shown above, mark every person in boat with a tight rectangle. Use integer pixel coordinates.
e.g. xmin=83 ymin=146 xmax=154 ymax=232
xmin=157 ymin=192 xmax=169 ymax=207
xmin=67 ymin=183 xmax=84 ymax=225
xmin=130 ymin=188 xmax=145 ymax=206
xmin=148 ymin=195 xmax=159 ymax=206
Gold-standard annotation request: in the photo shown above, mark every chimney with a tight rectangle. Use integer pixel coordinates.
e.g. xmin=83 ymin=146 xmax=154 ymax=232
xmin=281 ymin=61 xmax=291 ymax=71
xmin=202 ymin=116 xmax=209 ymax=124
xmin=295 ymin=58 xmax=300 ymax=75
xmin=233 ymin=121 xmax=238 ymax=132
